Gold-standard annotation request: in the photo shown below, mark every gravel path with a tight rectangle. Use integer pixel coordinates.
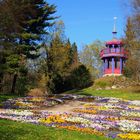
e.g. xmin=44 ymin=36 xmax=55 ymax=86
xmin=44 ymin=100 xmax=84 ymax=113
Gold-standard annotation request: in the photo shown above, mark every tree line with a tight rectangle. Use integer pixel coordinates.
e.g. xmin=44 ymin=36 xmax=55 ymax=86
xmin=124 ymin=0 xmax=140 ymax=81
xmin=0 ymin=0 xmax=92 ymax=95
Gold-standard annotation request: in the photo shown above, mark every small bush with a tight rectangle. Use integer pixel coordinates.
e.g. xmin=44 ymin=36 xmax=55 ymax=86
xmin=27 ymin=88 xmax=45 ymax=97
xmin=70 ymin=65 xmax=92 ymax=89
xmin=95 ymin=81 xmax=108 ymax=88
xmin=94 ymin=76 xmax=115 ymax=88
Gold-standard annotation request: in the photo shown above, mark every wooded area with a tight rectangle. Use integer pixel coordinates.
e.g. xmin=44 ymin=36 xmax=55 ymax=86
xmin=123 ymin=0 xmax=140 ymax=81
xmin=0 ymin=0 xmax=140 ymax=96
xmin=0 ymin=0 xmax=92 ymax=96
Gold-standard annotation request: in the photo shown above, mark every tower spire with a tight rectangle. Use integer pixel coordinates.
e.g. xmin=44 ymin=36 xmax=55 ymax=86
xmin=112 ymin=17 xmax=117 ymax=38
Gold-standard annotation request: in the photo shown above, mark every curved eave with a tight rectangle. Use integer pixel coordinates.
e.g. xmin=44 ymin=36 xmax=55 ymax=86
xmin=106 ymin=40 xmax=123 ymax=45
xmin=100 ymin=53 xmax=128 ymax=59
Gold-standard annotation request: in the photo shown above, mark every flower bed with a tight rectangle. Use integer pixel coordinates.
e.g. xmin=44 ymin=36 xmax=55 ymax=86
xmin=1 ymin=95 xmax=73 ymax=109
xmin=0 ymin=94 xmax=140 ymax=139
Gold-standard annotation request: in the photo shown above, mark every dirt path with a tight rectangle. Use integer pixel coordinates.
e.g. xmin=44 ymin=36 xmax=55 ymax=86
xmin=44 ymin=101 xmax=84 ymax=113
xmin=0 ymin=100 xmax=85 ymax=113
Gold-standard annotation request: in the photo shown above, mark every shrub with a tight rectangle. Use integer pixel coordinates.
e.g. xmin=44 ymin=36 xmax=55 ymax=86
xmin=70 ymin=65 xmax=92 ymax=89
xmin=27 ymin=88 xmax=45 ymax=97
xmin=16 ymin=76 xmax=28 ymax=96
xmin=94 ymin=76 xmax=115 ymax=88
xmin=95 ymin=81 xmax=108 ymax=88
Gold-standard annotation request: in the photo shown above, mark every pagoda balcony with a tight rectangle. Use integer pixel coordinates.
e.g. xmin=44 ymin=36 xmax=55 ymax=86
xmin=104 ymin=68 xmax=121 ymax=75
xmin=100 ymin=48 xmax=128 ymax=59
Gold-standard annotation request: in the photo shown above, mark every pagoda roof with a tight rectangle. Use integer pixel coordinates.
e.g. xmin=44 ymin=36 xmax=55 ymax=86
xmin=106 ymin=38 xmax=123 ymax=45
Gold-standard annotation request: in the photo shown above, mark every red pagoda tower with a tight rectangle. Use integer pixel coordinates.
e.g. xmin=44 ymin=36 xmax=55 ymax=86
xmin=100 ymin=17 xmax=128 ymax=76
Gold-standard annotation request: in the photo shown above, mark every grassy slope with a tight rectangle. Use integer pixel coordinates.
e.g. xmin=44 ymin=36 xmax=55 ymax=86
xmin=64 ymin=87 xmax=140 ymax=100
xmin=0 ymin=119 xmax=117 ymax=140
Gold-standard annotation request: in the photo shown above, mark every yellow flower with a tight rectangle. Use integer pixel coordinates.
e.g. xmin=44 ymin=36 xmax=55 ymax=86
xmin=118 ymin=133 xmax=140 ymax=140
xmin=39 ymin=114 xmax=66 ymax=124
xmin=73 ymin=109 xmax=97 ymax=114
xmin=58 ymin=125 xmax=103 ymax=136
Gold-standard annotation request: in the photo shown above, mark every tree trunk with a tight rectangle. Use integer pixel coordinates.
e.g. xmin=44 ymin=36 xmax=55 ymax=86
xmin=0 ymin=73 xmax=3 ymax=92
xmin=11 ymin=74 xmax=17 ymax=94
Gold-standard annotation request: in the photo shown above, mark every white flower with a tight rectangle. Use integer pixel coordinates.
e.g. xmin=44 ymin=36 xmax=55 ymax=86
xmin=118 ymin=120 xmax=140 ymax=132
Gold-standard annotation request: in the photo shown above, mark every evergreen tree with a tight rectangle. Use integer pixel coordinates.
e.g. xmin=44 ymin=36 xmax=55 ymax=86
xmin=70 ymin=65 xmax=92 ymax=89
xmin=64 ymin=39 xmax=73 ymax=70
xmin=0 ymin=0 xmax=56 ymax=94
xmin=71 ymin=42 xmax=79 ymax=68
xmin=35 ymin=20 xmax=92 ymax=94
xmin=124 ymin=17 xmax=136 ymax=50
xmin=124 ymin=17 xmax=140 ymax=80
xmin=46 ymin=35 xmax=70 ymax=94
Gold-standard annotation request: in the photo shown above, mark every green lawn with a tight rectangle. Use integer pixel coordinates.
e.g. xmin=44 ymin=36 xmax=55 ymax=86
xmin=0 ymin=119 xmax=118 ymax=140
xmin=64 ymin=87 xmax=140 ymax=100
xmin=0 ymin=87 xmax=139 ymax=140
xmin=0 ymin=94 xmax=18 ymax=104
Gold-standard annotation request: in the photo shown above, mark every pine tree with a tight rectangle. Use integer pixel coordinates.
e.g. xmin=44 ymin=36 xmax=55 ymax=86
xmin=124 ymin=17 xmax=136 ymax=50
xmin=124 ymin=17 xmax=140 ymax=81
xmin=64 ymin=39 xmax=72 ymax=70
xmin=0 ymin=0 xmax=56 ymax=94
xmin=71 ymin=42 xmax=79 ymax=67
xmin=70 ymin=65 xmax=92 ymax=89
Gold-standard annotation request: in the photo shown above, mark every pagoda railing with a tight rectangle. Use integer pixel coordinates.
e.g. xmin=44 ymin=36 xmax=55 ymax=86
xmin=104 ymin=68 xmax=121 ymax=75
xmin=100 ymin=48 xmax=128 ymax=58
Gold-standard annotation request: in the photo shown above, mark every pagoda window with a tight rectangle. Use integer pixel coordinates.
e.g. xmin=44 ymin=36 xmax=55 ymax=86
xmin=122 ymin=59 xmax=124 ymax=69
xmin=106 ymin=44 xmax=109 ymax=48
xmin=118 ymin=45 xmax=121 ymax=48
xmin=107 ymin=60 xmax=109 ymax=69
xmin=112 ymin=45 xmax=115 ymax=48
xmin=117 ymin=59 xmax=120 ymax=68
xmin=114 ymin=45 xmax=118 ymax=52
xmin=115 ymin=58 xmax=117 ymax=68
xmin=108 ymin=58 xmax=112 ymax=69
xmin=115 ymin=58 xmax=119 ymax=68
